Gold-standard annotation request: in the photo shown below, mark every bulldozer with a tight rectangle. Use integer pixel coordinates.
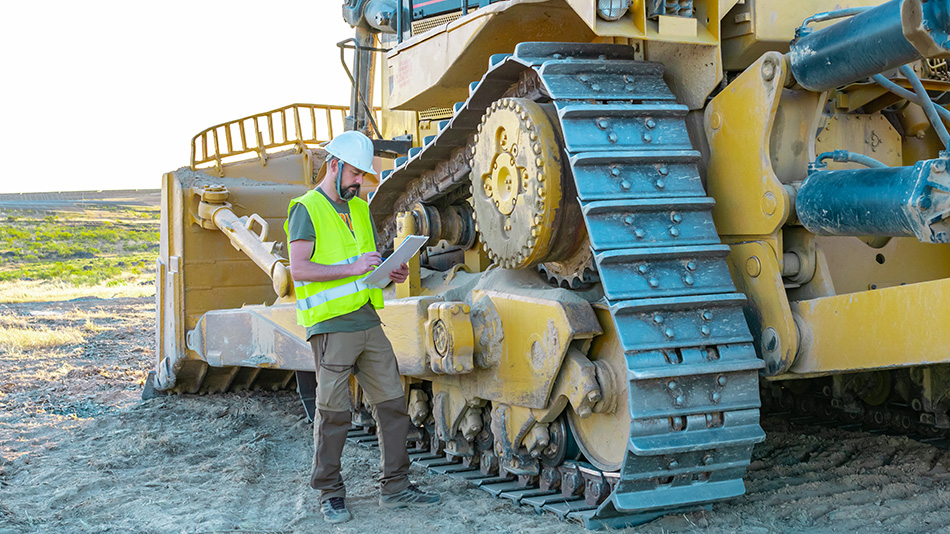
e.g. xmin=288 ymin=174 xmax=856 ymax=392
xmin=150 ymin=0 xmax=950 ymax=528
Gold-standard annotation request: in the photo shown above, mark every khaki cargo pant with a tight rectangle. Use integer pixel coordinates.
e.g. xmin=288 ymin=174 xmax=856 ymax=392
xmin=308 ymin=325 xmax=411 ymax=502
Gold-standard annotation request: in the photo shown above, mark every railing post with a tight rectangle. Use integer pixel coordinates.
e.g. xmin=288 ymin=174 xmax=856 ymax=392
xmin=397 ymin=0 xmax=403 ymax=43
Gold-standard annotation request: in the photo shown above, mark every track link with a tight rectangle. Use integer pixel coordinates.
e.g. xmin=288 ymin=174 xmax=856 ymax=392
xmin=371 ymin=42 xmax=764 ymax=528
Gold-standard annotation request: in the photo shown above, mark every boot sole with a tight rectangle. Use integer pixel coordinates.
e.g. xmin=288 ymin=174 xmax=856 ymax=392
xmin=323 ymin=512 xmax=352 ymax=524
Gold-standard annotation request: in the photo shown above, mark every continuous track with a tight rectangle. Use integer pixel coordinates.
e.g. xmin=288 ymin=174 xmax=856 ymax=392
xmin=762 ymin=380 xmax=950 ymax=450
xmin=370 ymin=42 xmax=764 ymax=528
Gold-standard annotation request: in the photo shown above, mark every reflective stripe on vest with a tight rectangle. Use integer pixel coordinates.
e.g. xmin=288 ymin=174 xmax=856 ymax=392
xmin=295 ymin=279 xmax=371 ymax=312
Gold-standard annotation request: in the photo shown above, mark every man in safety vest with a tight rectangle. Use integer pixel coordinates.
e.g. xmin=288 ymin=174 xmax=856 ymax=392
xmin=287 ymin=130 xmax=440 ymax=523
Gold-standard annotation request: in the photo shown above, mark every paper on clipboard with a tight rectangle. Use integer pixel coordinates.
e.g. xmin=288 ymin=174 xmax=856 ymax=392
xmin=362 ymin=235 xmax=428 ymax=288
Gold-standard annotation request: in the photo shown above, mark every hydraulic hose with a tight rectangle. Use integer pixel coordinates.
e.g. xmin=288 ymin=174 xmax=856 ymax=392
xmin=815 ymin=150 xmax=888 ymax=169
xmin=871 ymin=74 xmax=950 ymax=127
xmin=796 ymin=7 xmax=873 ymax=37
xmin=899 ymin=64 xmax=950 ymax=149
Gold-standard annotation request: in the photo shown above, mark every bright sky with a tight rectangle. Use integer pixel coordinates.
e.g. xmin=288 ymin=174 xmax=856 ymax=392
xmin=1 ymin=1 xmax=356 ymax=194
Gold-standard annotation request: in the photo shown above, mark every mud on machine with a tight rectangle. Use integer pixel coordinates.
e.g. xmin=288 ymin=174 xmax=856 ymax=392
xmin=150 ymin=0 xmax=950 ymax=528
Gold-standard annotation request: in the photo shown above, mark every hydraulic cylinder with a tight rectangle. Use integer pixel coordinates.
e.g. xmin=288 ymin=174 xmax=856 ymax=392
xmin=796 ymin=157 xmax=950 ymax=244
xmin=789 ymin=0 xmax=950 ymax=91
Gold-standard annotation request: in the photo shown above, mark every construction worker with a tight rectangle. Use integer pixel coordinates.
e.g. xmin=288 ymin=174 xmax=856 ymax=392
xmin=286 ymin=130 xmax=440 ymax=523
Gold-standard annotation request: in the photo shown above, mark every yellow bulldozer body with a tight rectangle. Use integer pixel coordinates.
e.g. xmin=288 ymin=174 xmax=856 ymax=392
xmin=153 ymin=0 xmax=950 ymax=526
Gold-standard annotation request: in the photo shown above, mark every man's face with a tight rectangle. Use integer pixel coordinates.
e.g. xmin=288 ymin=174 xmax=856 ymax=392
xmin=337 ymin=161 xmax=365 ymax=201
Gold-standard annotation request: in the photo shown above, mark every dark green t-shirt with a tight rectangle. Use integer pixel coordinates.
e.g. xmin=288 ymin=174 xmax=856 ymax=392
xmin=288 ymin=188 xmax=381 ymax=338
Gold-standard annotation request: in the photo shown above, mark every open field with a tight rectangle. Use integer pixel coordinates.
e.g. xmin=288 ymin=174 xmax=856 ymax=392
xmin=1 ymin=190 xmax=949 ymax=533
xmin=0 ymin=190 xmax=159 ymax=291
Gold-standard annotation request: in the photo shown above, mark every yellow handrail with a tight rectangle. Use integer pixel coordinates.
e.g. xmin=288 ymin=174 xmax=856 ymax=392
xmin=190 ymin=103 xmax=381 ymax=174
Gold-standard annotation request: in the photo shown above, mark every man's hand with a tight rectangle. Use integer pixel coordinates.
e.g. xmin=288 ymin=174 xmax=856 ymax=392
xmin=352 ymin=252 xmax=382 ymax=275
xmin=389 ymin=262 xmax=409 ymax=283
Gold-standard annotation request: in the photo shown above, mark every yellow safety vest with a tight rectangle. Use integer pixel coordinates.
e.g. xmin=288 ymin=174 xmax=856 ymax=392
xmin=286 ymin=190 xmax=384 ymax=327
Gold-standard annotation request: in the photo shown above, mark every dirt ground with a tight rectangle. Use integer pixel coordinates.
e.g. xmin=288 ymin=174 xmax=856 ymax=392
xmin=2 ymin=296 xmax=950 ymax=534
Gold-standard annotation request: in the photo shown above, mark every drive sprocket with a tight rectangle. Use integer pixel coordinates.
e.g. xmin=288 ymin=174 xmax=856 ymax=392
xmin=470 ymin=98 xmax=582 ymax=269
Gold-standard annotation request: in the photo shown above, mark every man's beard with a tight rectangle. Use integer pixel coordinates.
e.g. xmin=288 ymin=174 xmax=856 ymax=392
xmin=341 ymin=184 xmax=360 ymax=201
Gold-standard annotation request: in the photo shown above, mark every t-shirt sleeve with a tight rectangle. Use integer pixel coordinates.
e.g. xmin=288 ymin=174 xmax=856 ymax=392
xmin=288 ymin=203 xmax=316 ymax=242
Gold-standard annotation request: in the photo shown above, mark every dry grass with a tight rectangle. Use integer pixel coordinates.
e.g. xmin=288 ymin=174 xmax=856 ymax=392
xmin=0 ymin=314 xmax=29 ymax=328
xmin=0 ymin=274 xmax=154 ymax=303
xmin=0 ymin=325 xmax=84 ymax=351
xmin=83 ymin=319 xmax=108 ymax=333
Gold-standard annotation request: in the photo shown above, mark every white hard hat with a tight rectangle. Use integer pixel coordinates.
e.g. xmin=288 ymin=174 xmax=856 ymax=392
xmin=323 ymin=130 xmax=376 ymax=176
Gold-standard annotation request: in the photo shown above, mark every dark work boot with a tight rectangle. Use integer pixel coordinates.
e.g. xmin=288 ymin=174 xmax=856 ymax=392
xmin=321 ymin=496 xmax=351 ymax=523
xmin=379 ymin=484 xmax=441 ymax=508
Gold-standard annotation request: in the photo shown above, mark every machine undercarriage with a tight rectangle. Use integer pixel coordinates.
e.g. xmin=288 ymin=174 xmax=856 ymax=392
xmin=367 ymin=42 xmax=764 ymax=525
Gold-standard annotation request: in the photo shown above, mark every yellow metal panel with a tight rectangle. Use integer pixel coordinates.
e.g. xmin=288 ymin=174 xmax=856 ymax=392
xmin=724 ymin=241 xmax=797 ymax=375
xmin=790 ymin=277 xmax=950 ymax=374
xmin=705 ymin=51 xmax=789 ymax=237
xmin=769 ymin=87 xmax=826 ymax=185
xmin=386 ymin=2 xmax=594 ymax=110
xmin=814 ymin=114 xmax=903 ymax=170
xmin=657 ymin=14 xmax=698 ymax=37
xmin=431 ymin=289 xmax=602 ymax=410
xmin=813 ymin=236 xmax=950 ymax=294
xmin=379 ymin=296 xmax=442 ymax=377
xmin=644 ymin=40 xmax=721 ymax=110
xmin=395 ymin=211 xmax=422 ymax=298
xmin=217 ymin=151 xmax=316 ymax=186
xmin=469 ymin=290 xmax=600 ymax=407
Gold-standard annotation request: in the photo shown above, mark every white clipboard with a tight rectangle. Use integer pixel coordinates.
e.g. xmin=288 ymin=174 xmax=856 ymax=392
xmin=362 ymin=235 xmax=428 ymax=288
